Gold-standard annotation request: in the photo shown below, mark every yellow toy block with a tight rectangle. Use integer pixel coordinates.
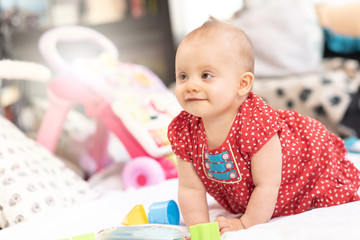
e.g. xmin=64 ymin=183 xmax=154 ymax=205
xmin=121 ymin=204 xmax=149 ymax=226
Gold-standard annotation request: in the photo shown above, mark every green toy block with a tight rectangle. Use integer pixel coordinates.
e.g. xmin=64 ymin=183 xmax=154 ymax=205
xmin=72 ymin=232 xmax=95 ymax=240
xmin=189 ymin=222 xmax=221 ymax=240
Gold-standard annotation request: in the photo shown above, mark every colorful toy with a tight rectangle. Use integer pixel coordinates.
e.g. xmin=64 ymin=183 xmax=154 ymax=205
xmin=71 ymin=233 xmax=96 ymax=240
xmin=121 ymin=204 xmax=149 ymax=226
xmin=189 ymin=222 xmax=221 ymax=240
xmin=35 ymin=25 xmax=182 ymax=188
xmin=57 ymin=233 xmax=96 ymax=240
xmin=148 ymin=200 xmax=180 ymax=225
xmin=97 ymin=225 xmax=186 ymax=240
xmin=122 ymin=200 xmax=180 ymax=226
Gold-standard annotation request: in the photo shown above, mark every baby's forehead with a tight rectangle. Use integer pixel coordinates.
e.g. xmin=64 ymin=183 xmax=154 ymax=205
xmin=188 ymin=23 xmax=235 ymax=38
xmin=177 ymin=22 xmax=254 ymax=73
xmin=185 ymin=24 xmax=245 ymax=47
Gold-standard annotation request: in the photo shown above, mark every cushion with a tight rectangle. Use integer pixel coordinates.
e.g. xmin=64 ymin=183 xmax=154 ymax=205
xmin=0 ymin=115 xmax=99 ymax=228
xmin=231 ymin=0 xmax=323 ymax=77
xmin=252 ymin=58 xmax=360 ymax=136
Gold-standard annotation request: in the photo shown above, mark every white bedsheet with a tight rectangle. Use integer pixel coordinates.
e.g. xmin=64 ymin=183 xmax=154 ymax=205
xmin=1 ymin=153 xmax=360 ymax=240
xmin=0 ymin=179 xmax=182 ymax=240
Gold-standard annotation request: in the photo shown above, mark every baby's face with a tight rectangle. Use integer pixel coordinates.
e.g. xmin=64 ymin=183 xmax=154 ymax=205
xmin=175 ymin=34 xmax=245 ymax=120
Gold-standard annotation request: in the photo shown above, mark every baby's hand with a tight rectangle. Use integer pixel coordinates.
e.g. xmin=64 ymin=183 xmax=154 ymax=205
xmin=216 ymin=216 xmax=244 ymax=235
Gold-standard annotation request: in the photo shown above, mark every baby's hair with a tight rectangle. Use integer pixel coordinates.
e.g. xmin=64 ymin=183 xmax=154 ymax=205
xmin=186 ymin=16 xmax=255 ymax=73
xmin=202 ymin=15 xmax=221 ymax=27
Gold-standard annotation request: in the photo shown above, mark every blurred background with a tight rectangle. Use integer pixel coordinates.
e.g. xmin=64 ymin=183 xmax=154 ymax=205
xmin=0 ymin=0 xmax=242 ymax=93
xmin=1 ymin=0 xmax=360 ymax=176
xmin=0 ymin=0 xmax=244 ymax=175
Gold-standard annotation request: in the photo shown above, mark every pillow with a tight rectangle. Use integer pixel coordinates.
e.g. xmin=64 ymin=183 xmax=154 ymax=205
xmin=231 ymin=0 xmax=324 ymax=78
xmin=252 ymin=58 xmax=360 ymax=136
xmin=0 ymin=116 xmax=99 ymax=228
xmin=316 ymin=1 xmax=360 ymax=54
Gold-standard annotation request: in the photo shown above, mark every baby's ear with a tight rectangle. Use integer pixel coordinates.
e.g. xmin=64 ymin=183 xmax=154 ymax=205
xmin=237 ymin=72 xmax=254 ymax=96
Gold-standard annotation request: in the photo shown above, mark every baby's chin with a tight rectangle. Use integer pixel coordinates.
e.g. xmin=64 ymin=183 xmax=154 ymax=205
xmin=185 ymin=109 xmax=210 ymax=119
xmin=183 ymin=108 xmax=203 ymax=118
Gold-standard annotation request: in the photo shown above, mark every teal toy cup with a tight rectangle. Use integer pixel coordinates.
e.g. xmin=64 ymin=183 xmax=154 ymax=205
xmin=189 ymin=222 xmax=221 ymax=240
xmin=148 ymin=200 xmax=180 ymax=225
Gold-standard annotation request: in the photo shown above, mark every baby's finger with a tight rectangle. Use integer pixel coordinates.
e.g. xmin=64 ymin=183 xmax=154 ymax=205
xmin=216 ymin=217 xmax=230 ymax=235
xmin=216 ymin=216 xmax=229 ymax=228
xmin=220 ymin=226 xmax=233 ymax=235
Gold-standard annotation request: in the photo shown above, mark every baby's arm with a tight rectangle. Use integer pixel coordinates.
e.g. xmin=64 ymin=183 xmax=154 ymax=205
xmin=177 ymin=157 xmax=210 ymax=227
xmin=217 ymin=134 xmax=282 ymax=234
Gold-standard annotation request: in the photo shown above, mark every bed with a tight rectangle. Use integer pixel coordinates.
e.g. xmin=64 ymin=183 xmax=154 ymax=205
xmin=0 ymin=157 xmax=360 ymax=240
xmin=0 ymin=156 xmax=360 ymax=240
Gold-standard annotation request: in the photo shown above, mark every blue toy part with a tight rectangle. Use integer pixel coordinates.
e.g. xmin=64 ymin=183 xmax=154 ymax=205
xmin=148 ymin=200 xmax=180 ymax=225
xmin=97 ymin=225 xmax=186 ymax=240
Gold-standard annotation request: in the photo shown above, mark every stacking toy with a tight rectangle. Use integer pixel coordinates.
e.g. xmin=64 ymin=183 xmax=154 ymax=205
xmin=189 ymin=222 xmax=221 ymax=240
xmin=97 ymin=225 xmax=186 ymax=240
xmin=121 ymin=204 xmax=149 ymax=226
xmin=148 ymin=200 xmax=180 ymax=225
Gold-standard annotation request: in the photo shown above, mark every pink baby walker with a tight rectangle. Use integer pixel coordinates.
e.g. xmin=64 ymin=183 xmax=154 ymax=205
xmin=36 ymin=25 xmax=181 ymax=189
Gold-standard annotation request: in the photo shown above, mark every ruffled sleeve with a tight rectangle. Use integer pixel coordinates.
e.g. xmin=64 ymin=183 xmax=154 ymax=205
xmin=239 ymin=93 xmax=282 ymax=158
xmin=168 ymin=111 xmax=197 ymax=163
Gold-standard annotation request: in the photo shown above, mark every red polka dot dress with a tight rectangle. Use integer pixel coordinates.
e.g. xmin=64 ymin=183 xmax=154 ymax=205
xmin=168 ymin=92 xmax=360 ymax=217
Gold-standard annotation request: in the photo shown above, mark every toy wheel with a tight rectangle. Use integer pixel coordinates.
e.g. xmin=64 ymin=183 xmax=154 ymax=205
xmin=122 ymin=156 xmax=166 ymax=189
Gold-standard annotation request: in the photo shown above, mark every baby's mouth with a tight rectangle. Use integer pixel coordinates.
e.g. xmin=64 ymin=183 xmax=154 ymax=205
xmin=184 ymin=95 xmax=206 ymax=101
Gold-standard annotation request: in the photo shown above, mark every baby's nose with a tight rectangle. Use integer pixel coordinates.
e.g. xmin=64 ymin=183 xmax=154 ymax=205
xmin=185 ymin=78 xmax=200 ymax=92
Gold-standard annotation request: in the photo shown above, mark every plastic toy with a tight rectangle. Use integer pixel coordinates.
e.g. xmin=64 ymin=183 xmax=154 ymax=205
xmin=148 ymin=200 xmax=180 ymax=225
xmin=57 ymin=232 xmax=95 ymax=240
xmin=122 ymin=200 xmax=180 ymax=226
xmin=121 ymin=204 xmax=149 ymax=226
xmin=189 ymin=222 xmax=221 ymax=240
xmin=97 ymin=225 xmax=186 ymax=240
xmin=35 ymin=25 xmax=182 ymax=188
xmin=71 ymin=233 xmax=96 ymax=240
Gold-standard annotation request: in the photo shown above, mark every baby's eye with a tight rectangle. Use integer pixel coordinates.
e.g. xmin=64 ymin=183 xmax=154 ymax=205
xmin=178 ymin=73 xmax=188 ymax=81
xmin=202 ymin=73 xmax=213 ymax=80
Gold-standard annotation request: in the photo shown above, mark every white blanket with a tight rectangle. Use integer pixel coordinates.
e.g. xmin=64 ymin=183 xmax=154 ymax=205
xmin=1 ymin=153 xmax=360 ymax=240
